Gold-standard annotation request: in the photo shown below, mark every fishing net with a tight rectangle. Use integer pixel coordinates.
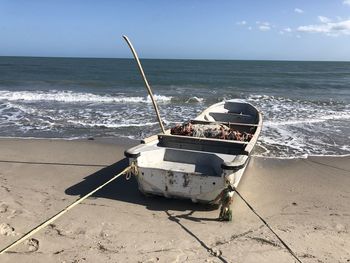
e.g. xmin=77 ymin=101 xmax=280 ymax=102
xmin=170 ymin=122 xmax=252 ymax=142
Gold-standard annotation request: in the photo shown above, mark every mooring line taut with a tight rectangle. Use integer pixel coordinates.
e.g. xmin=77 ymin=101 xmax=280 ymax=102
xmin=233 ymin=187 xmax=303 ymax=263
xmin=0 ymin=165 xmax=133 ymax=255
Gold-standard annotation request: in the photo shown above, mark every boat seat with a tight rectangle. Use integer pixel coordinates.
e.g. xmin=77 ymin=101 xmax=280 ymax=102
xmin=190 ymin=119 xmax=259 ymax=127
xmin=158 ymin=134 xmax=247 ymax=155
xmin=208 ymin=112 xmax=255 ymax=124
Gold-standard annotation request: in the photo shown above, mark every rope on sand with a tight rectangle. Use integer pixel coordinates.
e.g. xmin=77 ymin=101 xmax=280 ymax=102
xmin=233 ymin=187 xmax=303 ymax=263
xmin=0 ymin=165 xmax=133 ymax=255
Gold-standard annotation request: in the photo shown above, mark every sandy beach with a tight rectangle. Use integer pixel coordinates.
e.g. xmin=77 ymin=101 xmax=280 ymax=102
xmin=0 ymin=138 xmax=349 ymax=263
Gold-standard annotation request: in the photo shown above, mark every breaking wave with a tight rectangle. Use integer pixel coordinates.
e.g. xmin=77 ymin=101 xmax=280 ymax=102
xmin=0 ymin=90 xmax=173 ymax=104
xmin=245 ymin=94 xmax=350 ymax=158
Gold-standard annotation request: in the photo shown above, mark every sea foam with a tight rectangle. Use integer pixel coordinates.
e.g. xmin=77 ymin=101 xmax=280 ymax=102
xmin=0 ymin=90 xmax=173 ymax=104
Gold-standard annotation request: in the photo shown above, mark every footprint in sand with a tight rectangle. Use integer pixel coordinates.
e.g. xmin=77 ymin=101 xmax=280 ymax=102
xmin=0 ymin=222 xmax=16 ymax=236
xmin=335 ymin=223 xmax=347 ymax=233
xmin=26 ymin=238 xmax=39 ymax=252
xmin=0 ymin=203 xmax=8 ymax=213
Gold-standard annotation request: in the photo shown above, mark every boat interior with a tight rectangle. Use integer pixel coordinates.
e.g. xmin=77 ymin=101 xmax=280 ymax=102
xmin=137 ymin=147 xmax=231 ymax=177
xmin=158 ymin=134 xmax=248 ymax=155
xmin=127 ymin=101 xmax=261 ymax=177
xmin=156 ymin=101 xmax=261 ymax=155
xmin=196 ymin=100 xmax=260 ymax=125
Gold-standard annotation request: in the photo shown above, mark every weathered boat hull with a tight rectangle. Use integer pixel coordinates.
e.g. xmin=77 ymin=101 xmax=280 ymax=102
xmin=125 ymin=100 xmax=262 ymax=203
xmin=135 ymin=161 xmax=248 ymax=203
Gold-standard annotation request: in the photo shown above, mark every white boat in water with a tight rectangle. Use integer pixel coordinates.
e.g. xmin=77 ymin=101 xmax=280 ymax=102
xmin=125 ymin=99 xmax=262 ymax=203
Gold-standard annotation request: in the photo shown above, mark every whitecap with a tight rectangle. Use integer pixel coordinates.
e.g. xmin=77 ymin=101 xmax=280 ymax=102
xmin=0 ymin=90 xmax=172 ymax=104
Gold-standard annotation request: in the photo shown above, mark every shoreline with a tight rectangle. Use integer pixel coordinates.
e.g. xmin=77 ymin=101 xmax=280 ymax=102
xmin=0 ymin=138 xmax=349 ymax=262
xmin=0 ymin=136 xmax=349 ymax=160
xmin=0 ymin=135 xmax=139 ymax=144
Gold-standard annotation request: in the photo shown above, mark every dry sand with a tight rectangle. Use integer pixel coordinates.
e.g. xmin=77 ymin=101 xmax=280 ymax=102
xmin=0 ymin=138 xmax=349 ymax=263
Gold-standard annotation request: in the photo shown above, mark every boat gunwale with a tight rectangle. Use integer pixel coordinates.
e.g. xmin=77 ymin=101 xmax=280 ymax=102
xmin=158 ymin=133 xmax=249 ymax=145
xmin=140 ymin=102 xmax=263 ymax=150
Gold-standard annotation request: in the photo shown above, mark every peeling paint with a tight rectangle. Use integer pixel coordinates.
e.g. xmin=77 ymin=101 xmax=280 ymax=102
xmin=167 ymin=170 xmax=176 ymax=185
xmin=183 ymin=174 xmax=190 ymax=187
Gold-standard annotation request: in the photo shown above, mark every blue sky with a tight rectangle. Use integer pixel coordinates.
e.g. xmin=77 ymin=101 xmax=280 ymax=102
xmin=1 ymin=0 xmax=350 ymax=60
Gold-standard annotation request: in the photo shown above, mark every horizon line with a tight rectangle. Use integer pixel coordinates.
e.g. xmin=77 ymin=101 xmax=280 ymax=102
xmin=0 ymin=55 xmax=350 ymax=63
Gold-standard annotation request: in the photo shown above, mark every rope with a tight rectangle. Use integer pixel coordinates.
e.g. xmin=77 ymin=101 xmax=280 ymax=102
xmin=125 ymin=161 xmax=139 ymax=180
xmin=233 ymin=187 xmax=303 ymax=263
xmin=0 ymin=165 xmax=133 ymax=255
xmin=0 ymin=160 xmax=302 ymax=262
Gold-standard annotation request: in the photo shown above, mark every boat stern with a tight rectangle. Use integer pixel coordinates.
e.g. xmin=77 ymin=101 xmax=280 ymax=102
xmin=125 ymin=145 xmax=249 ymax=203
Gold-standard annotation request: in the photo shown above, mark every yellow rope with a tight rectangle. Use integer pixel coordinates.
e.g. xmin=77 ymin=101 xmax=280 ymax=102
xmin=0 ymin=165 xmax=132 ymax=255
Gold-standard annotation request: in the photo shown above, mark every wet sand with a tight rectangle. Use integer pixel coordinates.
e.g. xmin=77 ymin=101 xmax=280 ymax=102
xmin=0 ymin=138 xmax=349 ymax=263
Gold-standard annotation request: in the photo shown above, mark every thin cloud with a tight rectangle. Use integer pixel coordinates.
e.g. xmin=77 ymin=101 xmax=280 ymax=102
xmin=336 ymin=16 xmax=343 ymax=21
xmin=279 ymin=28 xmax=293 ymax=36
xmin=259 ymin=25 xmax=271 ymax=31
xmin=236 ymin=20 xmax=247 ymax=25
xmin=297 ymin=18 xmax=350 ymax=36
xmin=256 ymin=21 xmax=270 ymax=25
xmin=294 ymin=8 xmax=304 ymax=14
xmin=256 ymin=21 xmax=271 ymax=31
xmin=318 ymin=16 xmax=331 ymax=23
xmin=343 ymin=0 xmax=350 ymax=6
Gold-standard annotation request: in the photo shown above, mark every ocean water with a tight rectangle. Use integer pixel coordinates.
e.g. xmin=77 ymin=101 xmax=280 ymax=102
xmin=0 ymin=56 xmax=349 ymax=158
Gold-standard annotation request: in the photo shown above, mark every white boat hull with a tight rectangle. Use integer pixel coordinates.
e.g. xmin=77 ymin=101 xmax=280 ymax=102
xmin=125 ymin=100 xmax=262 ymax=203
xmin=134 ymin=162 xmax=247 ymax=203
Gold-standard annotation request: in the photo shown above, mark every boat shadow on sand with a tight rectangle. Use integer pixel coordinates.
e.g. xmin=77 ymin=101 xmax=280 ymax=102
xmin=65 ymin=157 xmax=218 ymax=215
xmin=65 ymin=158 xmax=229 ymax=263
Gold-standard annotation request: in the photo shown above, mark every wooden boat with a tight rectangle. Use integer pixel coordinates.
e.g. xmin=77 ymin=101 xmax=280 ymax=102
xmin=125 ymin=99 xmax=262 ymax=203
